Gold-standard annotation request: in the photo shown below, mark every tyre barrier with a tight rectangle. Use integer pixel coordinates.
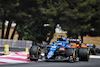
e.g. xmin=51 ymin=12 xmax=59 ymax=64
xmin=4 ymin=45 xmax=9 ymax=55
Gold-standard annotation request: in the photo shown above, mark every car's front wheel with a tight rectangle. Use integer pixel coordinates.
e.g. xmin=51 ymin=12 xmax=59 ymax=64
xmin=29 ymin=45 xmax=41 ymax=61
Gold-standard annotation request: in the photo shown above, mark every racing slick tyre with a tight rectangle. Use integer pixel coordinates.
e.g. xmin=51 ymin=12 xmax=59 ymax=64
xmin=66 ymin=49 xmax=76 ymax=63
xmin=93 ymin=44 xmax=96 ymax=48
xmin=29 ymin=45 xmax=41 ymax=61
xmin=91 ymin=48 xmax=96 ymax=55
xmin=78 ymin=48 xmax=90 ymax=61
xmin=97 ymin=48 xmax=100 ymax=53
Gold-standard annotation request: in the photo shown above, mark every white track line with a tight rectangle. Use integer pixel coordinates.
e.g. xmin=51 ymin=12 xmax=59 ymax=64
xmin=90 ymin=55 xmax=100 ymax=59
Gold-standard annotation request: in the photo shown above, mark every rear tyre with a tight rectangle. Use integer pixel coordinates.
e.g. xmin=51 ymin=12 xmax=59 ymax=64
xmin=97 ymin=48 xmax=100 ymax=53
xmin=91 ymin=48 xmax=96 ymax=55
xmin=93 ymin=44 xmax=96 ymax=48
xmin=78 ymin=48 xmax=90 ymax=61
xmin=29 ymin=45 xmax=41 ymax=61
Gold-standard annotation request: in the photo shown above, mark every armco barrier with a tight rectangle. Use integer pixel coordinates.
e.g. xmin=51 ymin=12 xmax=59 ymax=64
xmin=0 ymin=39 xmax=32 ymax=48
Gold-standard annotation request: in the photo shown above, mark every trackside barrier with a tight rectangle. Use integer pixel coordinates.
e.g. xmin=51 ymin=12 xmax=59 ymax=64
xmin=0 ymin=39 xmax=32 ymax=49
xmin=4 ymin=45 xmax=9 ymax=55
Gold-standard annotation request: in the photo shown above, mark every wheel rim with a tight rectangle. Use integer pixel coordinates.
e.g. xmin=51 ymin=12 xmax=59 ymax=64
xmin=37 ymin=47 xmax=40 ymax=55
xmin=87 ymin=48 xmax=90 ymax=61
xmin=94 ymin=48 xmax=97 ymax=54
xmin=73 ymin=49 xmax=76 ymax=62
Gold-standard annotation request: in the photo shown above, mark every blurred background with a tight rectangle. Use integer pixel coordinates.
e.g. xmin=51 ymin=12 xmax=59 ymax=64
xmin=0 ymin=0 xmax=100 ymax=45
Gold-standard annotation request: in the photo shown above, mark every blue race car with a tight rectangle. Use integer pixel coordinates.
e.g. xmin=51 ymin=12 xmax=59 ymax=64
xmin=29 ymin=38 xmax=90 ymax=62
xmin=45 ymin=39 xmax=75 ymax=62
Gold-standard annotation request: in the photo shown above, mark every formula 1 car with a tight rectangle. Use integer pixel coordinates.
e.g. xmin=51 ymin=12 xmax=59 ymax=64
xmin=29 ymin=38 xmax=90 ymax=62
xmin=68 ymin=38 xmax=99 ymax=55
xmin=83 ymin=43 xmax=96 ymax=55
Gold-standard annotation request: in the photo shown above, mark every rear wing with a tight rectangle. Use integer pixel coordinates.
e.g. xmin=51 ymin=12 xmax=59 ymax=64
xmin=67 ymin=38 xmax=82 ymax=43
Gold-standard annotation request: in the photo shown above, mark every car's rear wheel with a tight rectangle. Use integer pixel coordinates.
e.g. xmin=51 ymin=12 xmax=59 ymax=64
xmin=91 ymin=48 xmax=96 ymax=55
xmin=93 ymin=44 xmax=96 ymax=48
xmin=78 ymin=48 xmax=90 ymax=61
xmin=97 ymin=48 xmax=100 ymax=53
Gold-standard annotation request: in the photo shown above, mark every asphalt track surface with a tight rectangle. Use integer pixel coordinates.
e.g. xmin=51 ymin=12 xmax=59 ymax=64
xmin=0 ymin=47 xmax=100 ymax=67
xmin=0 ymin=57 xmax=100 ymax=67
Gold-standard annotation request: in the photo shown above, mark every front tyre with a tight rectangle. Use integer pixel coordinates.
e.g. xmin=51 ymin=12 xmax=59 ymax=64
xmin=29 ymin=45 xmax=41 ymax=61
xmin=66 ymin=49 xmax=76 ymax=63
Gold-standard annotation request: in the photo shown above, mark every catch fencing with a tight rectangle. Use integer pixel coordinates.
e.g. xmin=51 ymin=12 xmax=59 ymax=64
xmin=0 ymin=39 xmax=32 ymax=48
